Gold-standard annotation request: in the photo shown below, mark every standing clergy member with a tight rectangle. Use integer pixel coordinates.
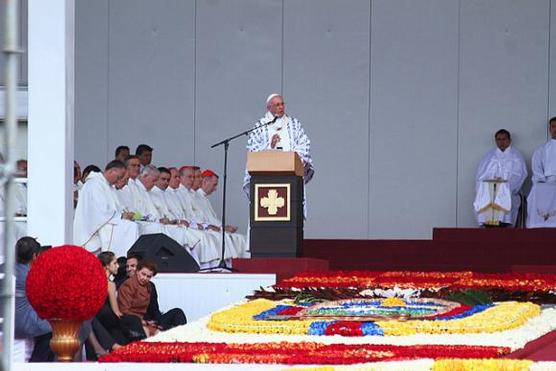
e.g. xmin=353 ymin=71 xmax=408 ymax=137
xmin=473 ymin=129 xmax=527 ymax=227
xmin=73 ymin=160 xmax=139 ymax=257
xmin=244 ymin=94 xmax=314 ymax=216
xmin=527 ymin=117 xmax=556 ymax=227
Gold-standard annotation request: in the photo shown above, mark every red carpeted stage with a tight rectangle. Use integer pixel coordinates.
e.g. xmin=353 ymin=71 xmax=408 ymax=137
xmin=303 ymin=228 xmax=556 ymax=272
xmin=234 ymin=227 xmax=556 ymax=361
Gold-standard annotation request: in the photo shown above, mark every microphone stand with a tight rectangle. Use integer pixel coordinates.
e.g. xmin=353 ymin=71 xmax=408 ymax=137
xmin=210 ymin=116 xmax=278 ymax=270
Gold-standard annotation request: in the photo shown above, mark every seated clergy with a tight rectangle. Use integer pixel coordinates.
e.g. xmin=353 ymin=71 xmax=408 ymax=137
xmin=130 ymin=165 xmax=214 ymax=263
xmin=114 ymin=145 xmax=130 ymax=163
xmin=135 ymin=144 xmax=153 ymax=172
xmin=175 ymin=166 xmax=246 ymax=264
xmin=196 ymin=169 xmax=248 ymax=258
xmin=149 ymin=167 xmax=220 ymax=267
xmin=473 ymin=129 xmax=527 ymax=227
xmin=527 ymin=117 xmax=556 ymax=227
xmin=73 ymin=160 xmax=139 ymax=256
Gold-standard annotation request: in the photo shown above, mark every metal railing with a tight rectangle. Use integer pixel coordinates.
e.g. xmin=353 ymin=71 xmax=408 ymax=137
xmin=1 ymin=0 xmax=21 ymax=370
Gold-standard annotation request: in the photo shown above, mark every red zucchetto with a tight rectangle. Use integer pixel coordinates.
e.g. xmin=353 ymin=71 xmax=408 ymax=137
xmin=201 ymin=169 xmax=218 ymax=178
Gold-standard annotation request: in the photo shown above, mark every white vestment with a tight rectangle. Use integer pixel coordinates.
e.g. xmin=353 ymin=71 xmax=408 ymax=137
xmin=176 ymin=185 xmax=246 ymax=260
xmin=527 ymin=140 xmax=556 ymax=227
xmin=14 ymin=183 xmax=27 ymax=216
xmin=73 ymin=172 xmax=139 ymax=257
xmin=473 ymin=146 xmax=527 ymax=225
xmin=131 ymin=182 xmax=217 ymax=264
xmin=196 ymin=189 xmax=248 ymax=258
xmin=244 ymin=111 xmax=314 ymax=217
xmin=166 ymin=186 xmax=189 ymax=220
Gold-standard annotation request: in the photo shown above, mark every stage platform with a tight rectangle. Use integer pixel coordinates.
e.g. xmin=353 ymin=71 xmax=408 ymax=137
xmin=232 ymin=257 xmax=329 ymax=282
xmin=303 ymin=228 xmax=556 ymax=272
xmin=152 ymin=273 xmax=275 ymax=322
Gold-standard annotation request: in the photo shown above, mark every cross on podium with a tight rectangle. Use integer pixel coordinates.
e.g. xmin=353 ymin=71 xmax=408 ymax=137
xmin=260 ymin=189 xmax=285 ymax=215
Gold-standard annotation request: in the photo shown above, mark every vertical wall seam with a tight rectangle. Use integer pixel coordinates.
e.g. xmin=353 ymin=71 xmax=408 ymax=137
xmin=106 ymin=0 xmax=111 ymax=165
xmin=548 ymin=0 xmax=552 ymax=141
xmin=281 ymin=0 xmax=285 ymax=94
xmin=193 ymin=0 xmax=197 ymax=164
xmin=367 ymin=0 xmax=372 ymax=238
xmin=455 ymin=0 xmax=461 ymax=227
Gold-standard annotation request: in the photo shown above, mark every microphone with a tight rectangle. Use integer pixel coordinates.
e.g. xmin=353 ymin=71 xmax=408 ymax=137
xmin=266 ymin=115 xmax=278 ymax=125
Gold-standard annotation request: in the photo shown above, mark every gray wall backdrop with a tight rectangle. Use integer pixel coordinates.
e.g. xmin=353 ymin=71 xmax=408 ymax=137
xmin=72 ymin=0 xmax=556 ymax=239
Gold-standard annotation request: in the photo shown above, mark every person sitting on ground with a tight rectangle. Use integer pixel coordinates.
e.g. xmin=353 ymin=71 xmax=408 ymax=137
xmin=117 ymin=259 xmax=160 ymax=338
xmin=14 ymin=237 xmax=54 ymax=362
xmin=92 ymin=252 xmax=127 ymax=354
xmin=14 ymin=238 xmax=97 ymax=361
xmin=118 ymin=257 xmax=186 ymax=336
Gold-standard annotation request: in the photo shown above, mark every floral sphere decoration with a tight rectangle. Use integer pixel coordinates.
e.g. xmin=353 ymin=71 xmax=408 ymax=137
xmin=26 ymin=245 xmax=107 ymax=320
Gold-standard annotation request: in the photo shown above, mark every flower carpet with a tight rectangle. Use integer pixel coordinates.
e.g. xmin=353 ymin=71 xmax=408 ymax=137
xmin=99 ymin=271 xmax=556 ymax=369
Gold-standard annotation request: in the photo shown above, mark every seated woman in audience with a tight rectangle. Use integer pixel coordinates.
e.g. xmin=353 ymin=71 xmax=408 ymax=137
xmin=92 ymin=252 xmax=128 ymax=353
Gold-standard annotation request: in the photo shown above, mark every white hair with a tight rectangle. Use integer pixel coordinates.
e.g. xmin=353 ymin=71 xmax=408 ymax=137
xmin=139 ymin=164 xmax=159 ymax=179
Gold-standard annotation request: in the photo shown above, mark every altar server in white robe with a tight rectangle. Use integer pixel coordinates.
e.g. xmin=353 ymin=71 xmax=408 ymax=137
xmin=243 ymin=94 xmax=314 ymax=216
xmin=473 ymin=129 xmax=527 ymax=227
xmin=198 ymin=170 xmax=248 ymax=258
xmin=73 ymin=160 xmax=139 ymax=256
xmin=528 ymin=117 xmax=556 ymax=227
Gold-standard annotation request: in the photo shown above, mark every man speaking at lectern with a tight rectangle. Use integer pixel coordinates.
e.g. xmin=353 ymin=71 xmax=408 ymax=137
xmin=243 ymin=94 xmax=314 ymax=215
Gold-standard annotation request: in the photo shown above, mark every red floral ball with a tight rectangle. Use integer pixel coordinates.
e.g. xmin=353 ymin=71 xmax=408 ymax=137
xmin=26 ymin=245 xmax=107 ymax=320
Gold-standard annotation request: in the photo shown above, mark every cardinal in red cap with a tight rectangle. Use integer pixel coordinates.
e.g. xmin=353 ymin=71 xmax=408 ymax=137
xmin=201 ymin=169 xmax=218 ymax=178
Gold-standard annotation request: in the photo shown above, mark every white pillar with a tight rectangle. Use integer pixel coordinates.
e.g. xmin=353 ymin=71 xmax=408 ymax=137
xmin=27 ymin=0 xmax=75 ymax=245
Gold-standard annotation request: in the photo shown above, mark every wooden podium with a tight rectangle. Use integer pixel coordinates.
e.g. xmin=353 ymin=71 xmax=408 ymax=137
xmin=247 ymin=151 xmax=304 ymax=257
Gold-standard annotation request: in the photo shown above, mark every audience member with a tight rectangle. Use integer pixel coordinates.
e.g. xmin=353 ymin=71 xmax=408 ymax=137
xmin=92 ymin=252 xmax=127 ymax=354
xmin=14 ymin=237 xmax=54 ymax=362
xmin=119 ymin=257 xmax=186 ymax=334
